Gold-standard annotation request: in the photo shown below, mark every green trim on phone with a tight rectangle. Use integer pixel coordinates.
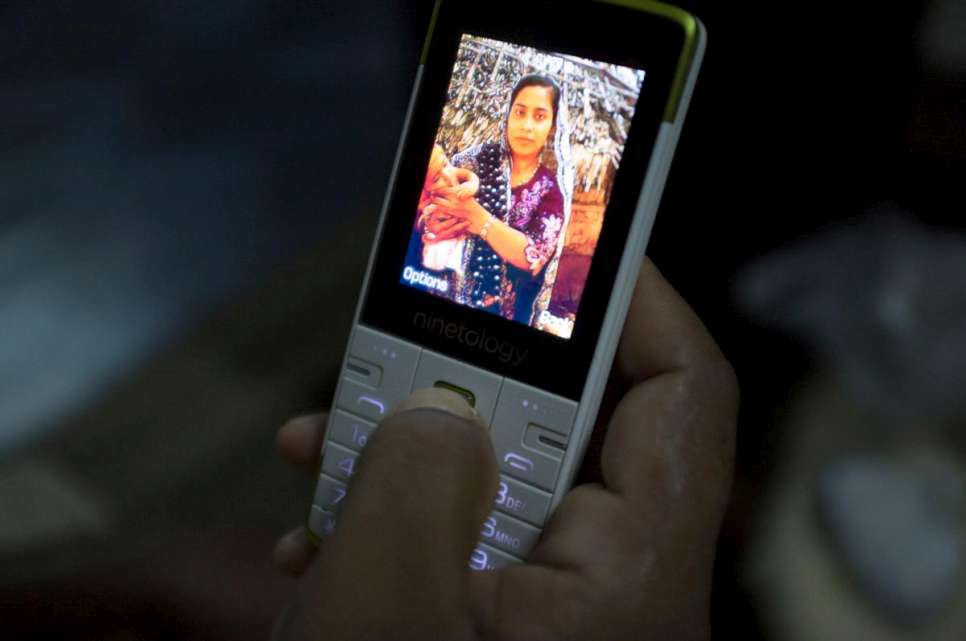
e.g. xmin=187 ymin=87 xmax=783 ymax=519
xmin=306 ymin=527 xmax=321 ymax=545
xmin=597 ymin=0 xmax=701 ymax=123
xmin=419 ymin=0 xmax=444 ymax=65
xmin=419 ymin=0 xmax=699 ymax=118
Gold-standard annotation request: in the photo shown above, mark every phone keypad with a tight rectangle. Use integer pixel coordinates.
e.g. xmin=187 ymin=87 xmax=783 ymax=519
xmin=328 ymin=410 xmax=377 ymax=452
xmin=308 ymin=506 xmax=337 ymax=540
xmin=491 ymin=437 xmax=562 ymax=492
xmin=470 ymin=543 xmax=519 ymax=571
xmin=493 ymin=474 xmax=552 ymax=526
xmin=321 ymin=442 xmax=359 ymax=482
xmin=480 ymin=510 xmax=542 ymax=557
xmin=313 ymin=474 xmax=348 ymax=513
xmin=336 ymin=378 xmax=394 ymax=423
xmin=337 ymin=326 xmax=421 ymax=420
xmin=310 ymin=325 xmax=580 ymax=567
xmin=490 ymin=379 xmax=577 ymax=438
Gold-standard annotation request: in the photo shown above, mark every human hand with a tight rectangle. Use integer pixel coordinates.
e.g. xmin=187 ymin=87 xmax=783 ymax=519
xmin=272 ymin=259 xmax=738 ymax=640
xmin=427 ymin=195 xmax=490 ymax=237
xmin=451 ymin=183 xmax=476 ymax=201
xmin=427 ymin=192 xmax=468 ymax=217
xmin=417 ymin=189 xmax=434 ymax=214
xmin=422 ymin=206 xmax=470 ymax=242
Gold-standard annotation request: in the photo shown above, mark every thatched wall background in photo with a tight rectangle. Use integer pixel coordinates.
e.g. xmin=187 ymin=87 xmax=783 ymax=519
xmin=433 ymin=35 xmax=646 ymax=322
xmin=434 ymin=35 xmax=645 ymax=233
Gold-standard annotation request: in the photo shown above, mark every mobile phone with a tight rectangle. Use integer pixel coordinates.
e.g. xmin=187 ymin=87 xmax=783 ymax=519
xmin=308 ymin=0 xmax=706 ymax=570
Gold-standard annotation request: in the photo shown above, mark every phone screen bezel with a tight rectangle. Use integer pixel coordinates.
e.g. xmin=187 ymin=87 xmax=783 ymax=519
xmin=360 ymin=0 xmax=687 ymax=400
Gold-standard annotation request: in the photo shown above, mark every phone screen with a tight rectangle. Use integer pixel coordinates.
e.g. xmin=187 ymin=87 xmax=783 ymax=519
xmin=399 ymin=33 xmax=646 ymax=340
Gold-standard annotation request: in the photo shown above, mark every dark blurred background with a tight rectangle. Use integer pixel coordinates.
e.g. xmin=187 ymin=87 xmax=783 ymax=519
xmin=2 ymin=1 xmax=964 ymax=639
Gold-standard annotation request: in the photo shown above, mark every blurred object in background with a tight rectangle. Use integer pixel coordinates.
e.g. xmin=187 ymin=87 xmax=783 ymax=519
xmin=736 ymin=211 xmax=966 ymax=424
xmin=0 ymin=2 xmax=431 ymax=639
xmin=735 ymin=212 xmax=966 ymax=640
xmin=0 ymin=0 xmax=419 ymax=455
xmin=917 ymin=0 xmax=966 ymax=77
xmin=907 ymin=0 xmax=966 ymax=219
xmin=726 ymin=0 xmax=966 ymax=634
xmin=743 ymin=377 xmax=966 ymax=641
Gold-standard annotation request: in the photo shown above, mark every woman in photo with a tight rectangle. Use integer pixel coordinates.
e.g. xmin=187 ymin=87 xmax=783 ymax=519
xmin=420 ymin=73 xmax=575 ymax=327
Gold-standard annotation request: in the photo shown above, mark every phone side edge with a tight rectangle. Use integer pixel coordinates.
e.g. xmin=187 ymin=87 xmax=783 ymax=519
xmin=550 ymin=19 xmax=707 ymax=513
xmin=596 ymin=0 xmax=703 ymax=123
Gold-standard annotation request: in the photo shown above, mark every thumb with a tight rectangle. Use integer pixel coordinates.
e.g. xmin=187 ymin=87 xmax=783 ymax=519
xmin=291 ymin=389 xmax=498 ymax=640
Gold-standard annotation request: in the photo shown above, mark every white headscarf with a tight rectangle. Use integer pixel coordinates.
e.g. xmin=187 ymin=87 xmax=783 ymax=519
xmin=496 ymin=78 xmax=574 ymax=326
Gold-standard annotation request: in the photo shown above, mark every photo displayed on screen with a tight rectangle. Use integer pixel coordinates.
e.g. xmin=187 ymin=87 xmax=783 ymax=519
xmin=400 ymin=34 xmax=646 ymax=339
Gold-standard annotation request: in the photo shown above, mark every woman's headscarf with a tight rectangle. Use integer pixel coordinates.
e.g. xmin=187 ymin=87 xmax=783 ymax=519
xmin=495 ymin=75 xmax=575 ymax=327
xmin=529 ymin=84 xmax=575 ymax=329
xmin=450 ymin=73 xmax=575 ymax=328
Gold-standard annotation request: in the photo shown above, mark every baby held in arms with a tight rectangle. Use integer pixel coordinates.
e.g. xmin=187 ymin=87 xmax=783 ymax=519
xmin=417 ymin=145 xmax=479 ymax=274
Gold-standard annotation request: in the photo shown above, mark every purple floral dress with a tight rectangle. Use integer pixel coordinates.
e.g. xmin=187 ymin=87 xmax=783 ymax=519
xmin=449 ymin=142 xmax=565 ymax=325
xmin=499 ymin=165 xmax=564 ymax=321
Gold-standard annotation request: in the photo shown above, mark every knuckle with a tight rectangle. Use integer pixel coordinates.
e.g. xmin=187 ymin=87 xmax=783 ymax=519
xmin=673 ymin=358 xmax=740 ymax=412
xmin=679 ymin=358 xmax=739 ymax=490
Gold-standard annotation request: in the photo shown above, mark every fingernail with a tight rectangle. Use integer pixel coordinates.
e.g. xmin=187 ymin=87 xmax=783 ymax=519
xmin=389 ymin=388 xmax=482 ymax=425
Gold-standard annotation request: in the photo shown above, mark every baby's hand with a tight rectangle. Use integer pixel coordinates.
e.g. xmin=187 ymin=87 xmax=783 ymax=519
xmin=452 ymin=184 xmax=476 ymax=200
xmin=428 ymin=211 xmax=454 ymax=225
xmin=418 ymin=189 xmax=434 ymax=213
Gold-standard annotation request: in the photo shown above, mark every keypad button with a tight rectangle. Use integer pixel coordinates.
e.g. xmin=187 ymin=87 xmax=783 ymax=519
xmin=308 ymin=506 xmax=337 ymax=540
xmin=493 ymin=475 xmax=551 ymax=526
xmin=329 ymin=410 xmax=377 ymax=452
xmin=321 ymin=442 xmax=359 ymax=482
xmin=337 ymin=378 xmax=394 ymax=423
xmin=491 ymin=439 xmax=561 ymax=491
xmin=313 ymin=473 xmax=348 ymax=513
xmin=480 ymin=511 xmax=541 ymax=557
xmin=469 ymin=542 xmax=521 ymax=571
xmin=522 ymin=423 xmax=568 ymax=460
xmin=344 ymin=356 xmax=382 ymax=387
xmin=411 ymin=350 xmax=503 ymax=425
xmin=489 ymin=379 xmax=576 ymax=491
xmin=336 ymin=326 xmax=421 ymax=422
xmin=347 ymin=326 xmax=420 ymax=396
xmin=492 ymin=379 xmax=578 ymax=438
